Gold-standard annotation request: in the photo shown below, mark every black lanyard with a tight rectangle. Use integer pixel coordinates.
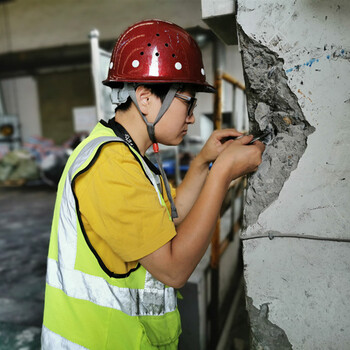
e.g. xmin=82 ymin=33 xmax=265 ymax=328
xmin=105 ymin=118 xmax=139 ymax=152
xmin=101 ymin=118 xmax=161 ymax=175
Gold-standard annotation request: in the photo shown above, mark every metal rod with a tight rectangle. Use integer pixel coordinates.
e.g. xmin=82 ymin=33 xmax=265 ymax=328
xmin=209 ymin=65 xmax=223 ymax=349
xmin=221 ymin=72 xmax=245 ymax=91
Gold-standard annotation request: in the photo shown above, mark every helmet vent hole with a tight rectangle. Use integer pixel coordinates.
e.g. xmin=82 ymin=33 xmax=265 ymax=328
xmin=147 ymin=43 xmax=151 ymax=46
xmin=140 ymin=52 xmax=144 ymax=55
xmin=172 ymin=54 xmax=176 ymax=58
xmin=156 ymin=33 xmax=160 ymax=36
xmin=165 ymin=43 xmax=169 ymax=47
xmin=155 ymin=52 xmax=160 ymax=57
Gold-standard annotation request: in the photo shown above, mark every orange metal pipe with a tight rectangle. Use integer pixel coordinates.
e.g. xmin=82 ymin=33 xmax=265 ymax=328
xmin=221 ymin=72 xmax=246 ymax=91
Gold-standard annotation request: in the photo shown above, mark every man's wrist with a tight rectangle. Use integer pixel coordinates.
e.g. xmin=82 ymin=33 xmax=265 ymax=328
xmin=210 ymin=158 xmax=235 ymax=188
xmin=194 ymin=152 xmax=210 ymax=171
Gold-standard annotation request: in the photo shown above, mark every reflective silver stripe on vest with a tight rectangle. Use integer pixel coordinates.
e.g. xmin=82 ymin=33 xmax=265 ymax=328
xmin=46 ymin=258 xmax=176 ymax=316
xmin=50 ymin=135 xmax=176 ymax=317
xmin=57 ymin=137 xmax=124 ymax=269
xmin=41 ymin=325 xmax=88 ymax=350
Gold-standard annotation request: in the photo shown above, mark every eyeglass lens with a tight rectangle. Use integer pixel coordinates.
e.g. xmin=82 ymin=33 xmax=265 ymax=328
xmin=188 ymin=98 xmax=197 ymax=116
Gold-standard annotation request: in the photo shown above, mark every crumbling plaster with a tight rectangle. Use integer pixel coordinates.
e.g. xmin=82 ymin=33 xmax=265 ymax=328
xmin=237 ymin=1 xmax=350 ymax=349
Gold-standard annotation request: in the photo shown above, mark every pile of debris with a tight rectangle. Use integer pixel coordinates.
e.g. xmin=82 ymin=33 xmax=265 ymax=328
xmin=0 ymin=149 xmax=39 ymax=186
xmin=0 ymin=133 xmax=86 ymax=187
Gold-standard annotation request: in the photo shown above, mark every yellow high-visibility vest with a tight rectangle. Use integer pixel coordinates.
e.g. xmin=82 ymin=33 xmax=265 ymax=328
xmin=42 ymin=122 xmax=181 ymax=349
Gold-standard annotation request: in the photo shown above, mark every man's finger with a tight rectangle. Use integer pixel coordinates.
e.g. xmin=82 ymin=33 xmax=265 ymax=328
xmin=237 ymin=135 xmax=254 ymax=145
xmin=252 ymin=140 xmax=266 ymax=152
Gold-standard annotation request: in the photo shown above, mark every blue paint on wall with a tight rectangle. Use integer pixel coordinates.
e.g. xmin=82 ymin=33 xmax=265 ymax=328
xmin=286 ymin=58 xmax=320 ymax=73
xmin=285 ymin=48 xmax=348 ymax=74
xmin=304 ymin=58 xmax=319 ymax=67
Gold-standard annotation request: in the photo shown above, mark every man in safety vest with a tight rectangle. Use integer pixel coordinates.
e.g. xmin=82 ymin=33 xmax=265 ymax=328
xmin=41 ymin=19 xmax=265 ymax=349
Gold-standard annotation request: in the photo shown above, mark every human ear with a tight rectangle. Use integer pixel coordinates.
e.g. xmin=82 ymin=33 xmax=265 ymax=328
xmin=135 ymin=86 xmax=152 ymax=115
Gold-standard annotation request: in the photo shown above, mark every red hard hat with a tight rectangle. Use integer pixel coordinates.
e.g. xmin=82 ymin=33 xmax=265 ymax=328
xmin=103 ymin=19 xmax=215 ymax=93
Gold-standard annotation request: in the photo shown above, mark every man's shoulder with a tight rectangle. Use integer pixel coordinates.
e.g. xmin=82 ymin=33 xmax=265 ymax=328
xmin=96 ymin=141 xmax=145 ymax=174
xmin=97 ymin=139 xmax=134 ymax=158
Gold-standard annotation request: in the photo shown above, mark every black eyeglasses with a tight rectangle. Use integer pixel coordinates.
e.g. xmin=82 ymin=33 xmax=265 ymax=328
xmin=175 ymin=93 xmax=197 ymax=116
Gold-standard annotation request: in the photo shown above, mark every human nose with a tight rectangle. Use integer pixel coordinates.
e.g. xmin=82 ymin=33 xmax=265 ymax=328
xmin=186 ymin=113 xmax=195 ymax=124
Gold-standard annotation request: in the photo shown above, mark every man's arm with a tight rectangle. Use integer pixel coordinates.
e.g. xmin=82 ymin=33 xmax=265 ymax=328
xmin=140 ymin=136 xmax=265 ymax=288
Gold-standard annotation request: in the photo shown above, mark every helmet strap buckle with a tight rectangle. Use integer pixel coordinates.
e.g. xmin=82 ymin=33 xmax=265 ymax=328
xmin=152 ymin=143 xmax=159 ymax=153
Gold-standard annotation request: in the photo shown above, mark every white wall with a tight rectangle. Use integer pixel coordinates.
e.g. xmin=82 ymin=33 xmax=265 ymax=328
xmin=1 ymin=77 xmax=42 ymax=141
xmin=238 ymin=1 xmax=350 ymax=349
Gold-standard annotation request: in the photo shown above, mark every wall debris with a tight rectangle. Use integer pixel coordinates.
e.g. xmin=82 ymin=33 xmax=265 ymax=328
xmin=237 ymin=25 xmax=315 ymax=226
xmin=246 ymin=296 xmax=292 ymax=350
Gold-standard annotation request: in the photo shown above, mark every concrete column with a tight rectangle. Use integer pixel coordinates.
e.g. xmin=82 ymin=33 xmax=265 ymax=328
xmin=237 ymin=1 xmax=350 ymax=349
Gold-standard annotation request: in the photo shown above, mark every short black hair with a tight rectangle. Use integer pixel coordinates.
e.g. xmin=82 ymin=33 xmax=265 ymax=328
xmin=115 ymin=83 xmax=197 ymax=112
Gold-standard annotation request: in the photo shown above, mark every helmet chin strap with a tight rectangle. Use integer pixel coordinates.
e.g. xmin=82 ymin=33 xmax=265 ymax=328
xmin=126 ymin=83 xmax=180 ymax=220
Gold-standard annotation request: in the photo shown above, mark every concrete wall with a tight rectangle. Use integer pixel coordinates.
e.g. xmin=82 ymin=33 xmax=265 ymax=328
xmin=237 ymin=1 xmax=350 ymax=349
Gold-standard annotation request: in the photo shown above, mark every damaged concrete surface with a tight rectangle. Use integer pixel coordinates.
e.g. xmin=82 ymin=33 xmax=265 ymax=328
xmin=246 ymin=296 xmax=292 ymax=350
xmin=237 ymin=25 xmax=315 ymax=226
xmin=237 ymin=1 xmax=350 ymax=349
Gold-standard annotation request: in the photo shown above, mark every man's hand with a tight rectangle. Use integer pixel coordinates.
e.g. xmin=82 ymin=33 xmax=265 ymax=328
xmin=197 ymin=129 xmax=244 ymax=164
xmin=213 ymin=135 xmax=265 ymax=182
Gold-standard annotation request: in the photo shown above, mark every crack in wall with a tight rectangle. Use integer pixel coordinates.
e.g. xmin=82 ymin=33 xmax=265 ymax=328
xmin=237 ymin=25 xmax=315 ymax=227
xmin=246 ymin=296 xmax=292 ymax=350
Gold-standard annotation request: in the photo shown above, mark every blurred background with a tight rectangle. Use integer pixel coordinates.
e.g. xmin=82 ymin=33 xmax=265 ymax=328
xmin=0 ymin=0 xmax=249 ymax=349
